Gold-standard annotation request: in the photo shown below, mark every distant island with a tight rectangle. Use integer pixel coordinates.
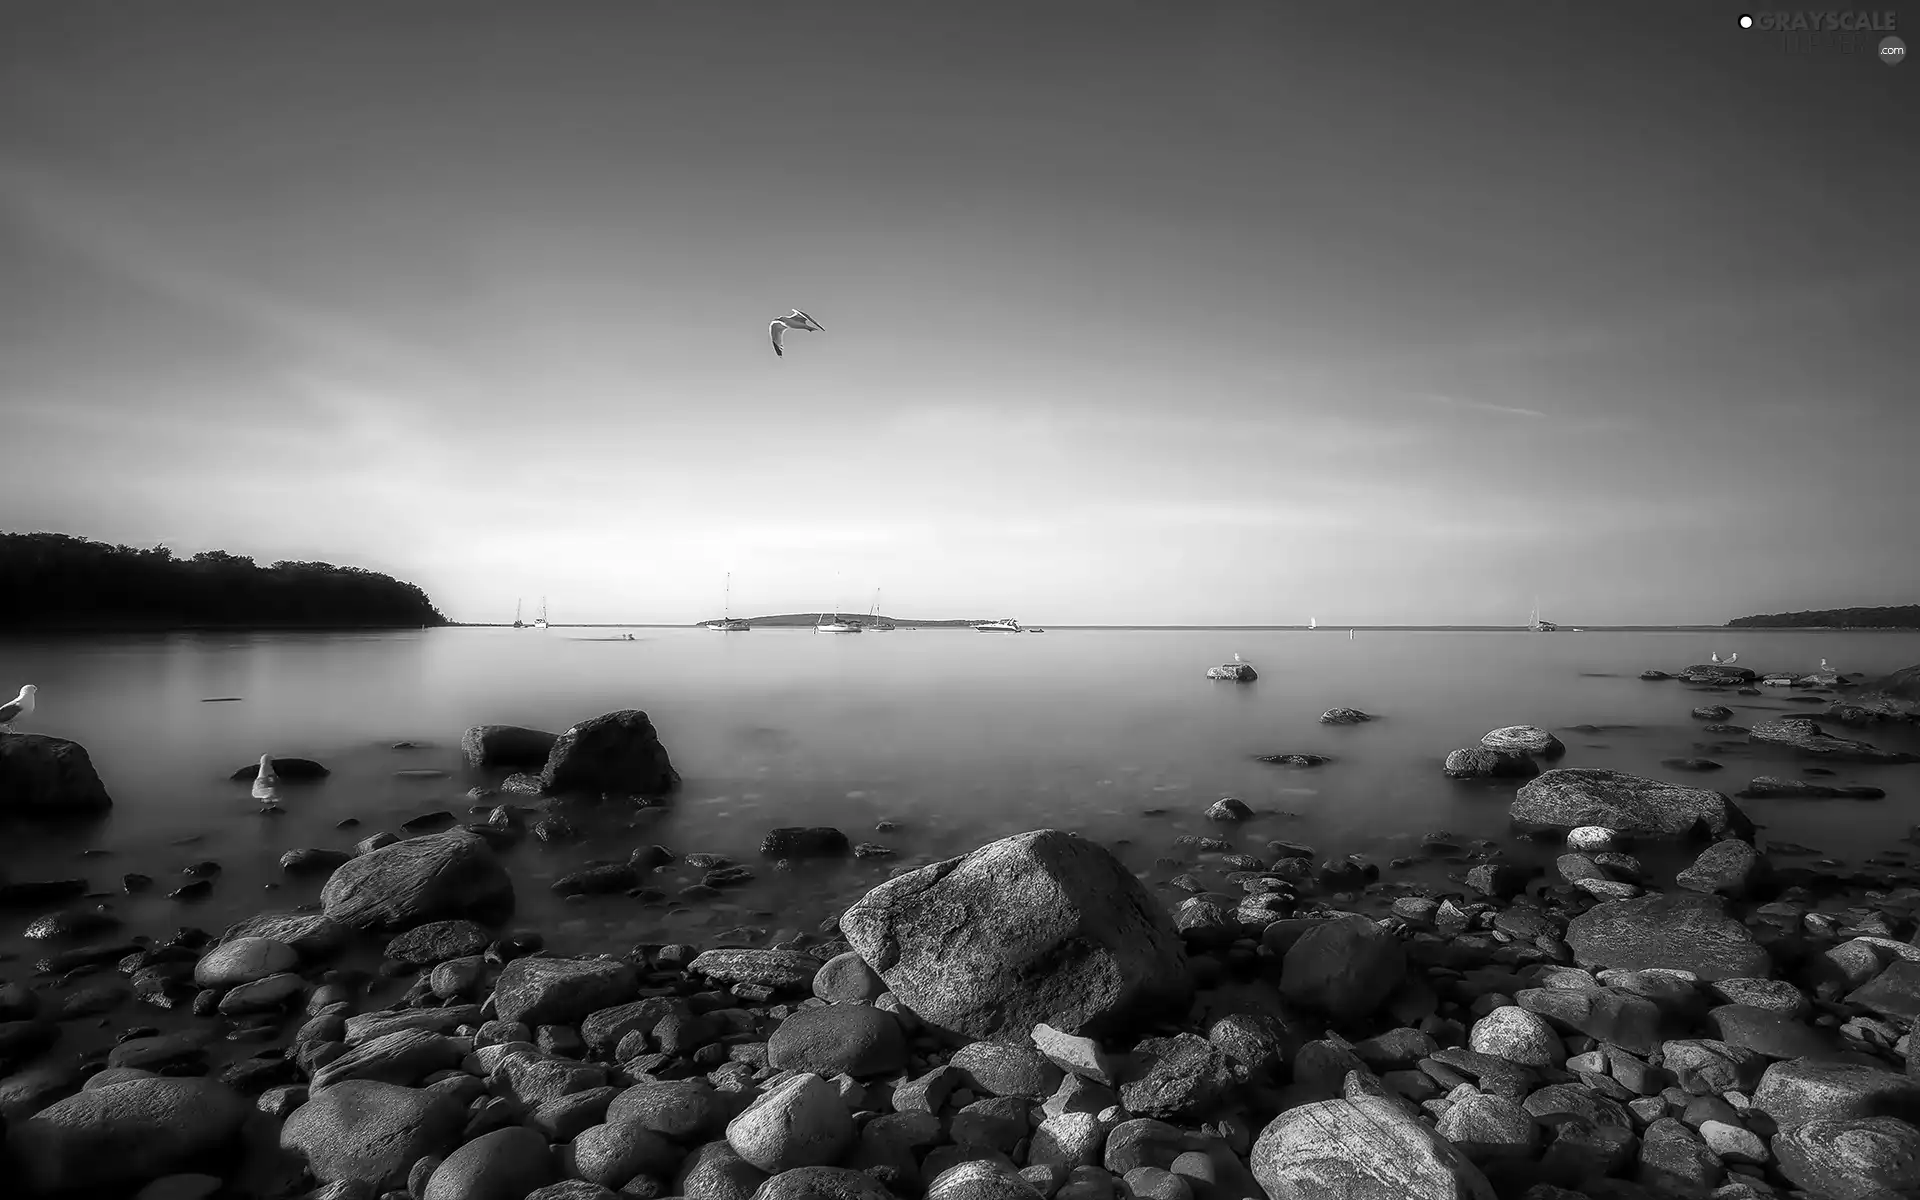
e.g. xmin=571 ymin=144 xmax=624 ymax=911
xmin=692 ymin=613 xmax=982 ymax=628
xmin=1727 ymin=605 xmax=1920 ymax=629
xmin=0 ymin=532 xmax=448 ymax=630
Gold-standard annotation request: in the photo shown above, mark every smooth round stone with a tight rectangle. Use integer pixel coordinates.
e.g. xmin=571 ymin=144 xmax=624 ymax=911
xmin=1469 ymin=1006 xmax=1566 ymax=1069
xmin=193 ymin=937 xmax=297 ymax=988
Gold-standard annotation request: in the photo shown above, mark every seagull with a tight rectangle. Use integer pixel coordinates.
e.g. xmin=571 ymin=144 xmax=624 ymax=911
xmin=0 ymin=685 xmax=35 ymax=732
xmin=1709 ymin=652 xmax=1721 ymax=663
xmin=769 ymin=309 xmax=824 ymax=357
xmin=1820 ymin=658 xmax=1832 ymax=672
xmin=251 ymin=753 xmax=280 ymax=803
xmin=1725 ymin=653 xmax=1738 ymax=665
xmin=1233 ymin=652 xmax=1245 ymax=663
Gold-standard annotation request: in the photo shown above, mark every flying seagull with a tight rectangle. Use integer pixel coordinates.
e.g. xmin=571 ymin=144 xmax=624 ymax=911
xmin=770 ymin=309 xmax=824 ymax=357
xmin=0 ymin=684 xmax=35 ymax=732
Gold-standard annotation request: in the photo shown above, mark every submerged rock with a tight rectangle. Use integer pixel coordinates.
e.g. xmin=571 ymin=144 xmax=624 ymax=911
xmin=1748 ymin=717 xmax=1918 ymax=763
xmin=1320 ymin=708 xmax=1374 ymax=725
xmin=7 ymin=1077 xmax=251 ymax=1194
xmin=1736 ymin=776 xmax=1886 ymax=800
xmin=1206 ymin=663 xmax=1257 ymax=682
xmin=1443 ymin=748 xmax=1540 ymax=780
xmin=839 ymin=829 xmax=1192 ymax=1041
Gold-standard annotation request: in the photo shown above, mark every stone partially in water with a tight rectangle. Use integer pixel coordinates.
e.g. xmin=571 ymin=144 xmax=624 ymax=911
xmin=1748 ymin=717 xmax=1918 ymax=763
xmin=0 ymin=734 xmax=114 ymax=815
xmin=7 ymin=1077 xmax=251 ymax=1194
xmin=460 ymin=724 xmax=559 ymax=769
xmin=539 ymin=710 xmax=681 ymax=797
xmin=1480 ymin=726 xmax=1566 ymax=758
xmin=838 ymin=829 xmax=1192 ymax=1041
xmin=1509 ymin=768 xmax=1751 ymax=841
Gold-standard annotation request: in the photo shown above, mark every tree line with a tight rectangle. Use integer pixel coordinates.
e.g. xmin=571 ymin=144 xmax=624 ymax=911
xmin=0 ymin=532 xmax=448 ymax=628
xmin=1728 ymin=605 xmax=1920 ymax=629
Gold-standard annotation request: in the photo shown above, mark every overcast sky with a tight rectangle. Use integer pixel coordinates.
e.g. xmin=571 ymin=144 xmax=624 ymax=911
xmin=2 ymin=1 xmax=1914 ymax=624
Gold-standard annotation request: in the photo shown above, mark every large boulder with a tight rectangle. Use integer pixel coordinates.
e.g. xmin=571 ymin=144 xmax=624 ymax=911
xmin=461 ymin=724 xmax=560 ymax=769
xmin=1250 ymin=1094 xmax=1495 ymax=1199
xmin=3 ymin=1077 xmax=250 ymax=1194
xmin=838 ymin=829 xmax=1191 ymax=1041
xmin=538 ymin=710 xmax=680 ymax=796
xmin=319 ymin=829 xmax=515 ymax=933
xmin=1772 ymin=1115 xmax=1920 ymax=1197
xmin=0 ymin=734 xmax=113 ymax=815
xmin=1747 ymin=717 xmax=1917 ymax=763
xmin=1510 ymin=768 xmax=1751 ymax=840
xmin=279 ymin=1079 xmax=465 ymax=1190
xmin=1566 ymin=893 xmax=1771 ymax=981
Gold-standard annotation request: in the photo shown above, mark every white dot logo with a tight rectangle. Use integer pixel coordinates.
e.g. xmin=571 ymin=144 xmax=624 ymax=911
xmin=1739 ymin=14 xmax=1754 ymax=29
xmin=1883 ymin=36 xmax=1908 ymax=65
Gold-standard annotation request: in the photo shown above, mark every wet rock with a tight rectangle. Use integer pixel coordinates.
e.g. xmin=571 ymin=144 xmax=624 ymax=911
xmin=1693 ymin=706 xmax=1735 ymax=722
xmin=1565 ymin=892 xmax=1771 ymax=981
xmin=1480 ymin=726 xmax=1567 ymax=758
xmin=1510 ymin=769 xmax=1751 ymax=840
xmin=838 ymin=830 xmax=1192 ymax=1041
xmin=192 ymin=937 xmax=297 ymax=988
xmin=949 ymin=1040 xmax=1065 ymax=1098
xmin=1319 ymin=708 xmax=1374 ymax=725
xmin=319 ymin=829 xmax=515 ymax=933
xmin=280 ymin=1079 xmax=465 ymax=1189
xmin=767 ymin=1003 xmax=908 ymax=1078
xmin=1468 ymin=1006 xmax=1565 ymax=1068
xmin=421 ymin=1125 xmax=555 ymax=1200
xmin=688 ymin=948 xmax=822 ymax=993
xmin=1706 ymin=1004 xmax=1842 ymax=1059
xmin=570 ymin=1120 xmax=684 ymax=1188
xmin=6 ymin=1077 xmax=249 ymax=1194
xmin=1278 ymin=914 xmax=1407 ymax=1017
xmin=1435 ymin=1092 xmax=1540 ymax=1163
xmin=1771 ymin=1114 xmax=1920 ymax=1197
xmin=1442 ymin=748 xmax=1540 ymax=780
xmin=674 ymin=1140 xmax=768 ymax=1200
xmin=1250 ymin=1093 xmax=1494 ymax=1199
xmin=725 ymin=1072 xmax=854 ymax=1173
xmin=810 ymin=951 xmax=886 ymax=1004
xmin=761 ymin=827 xmax=851 ymax=858
xmin=1119 ymin=1033 xmax=1245 ymax=1119
xmin=220 ymin=911 xmax=348 ymax=960
xmin=23 ymin=907 xmax=120 ymax=941
xmin=460 ymin=724 xmax=559 ymax=769
xmin=312 ymin=1028 xmax=464 ymax=1088
xmin=385 ymin=919 xmax=492 ymax=967
xmin=553 ymin=862 xmax=640 ymax=896
xmin=1255 ymin=753 xmax=1331 ymax=767
xmin=0 ymin=734 xmax=115 ymax=814
xmin=1736 ymin=776 xmax=1886 ymax=799
xmin=1749 ymin=717 xmax=1918 ymax=762
xmin=540 ymin=710 xmax=681 ymax=796
xmin=1674 ymin=839 xmax=1768 ymax=899
xmin=1751 ymin=1056 xmax=1920 ymax=1131
xmin=280 ymin=848 xmax=352 ymax=875
xmin=608 ymin=1078 xmax=732 ymax=1143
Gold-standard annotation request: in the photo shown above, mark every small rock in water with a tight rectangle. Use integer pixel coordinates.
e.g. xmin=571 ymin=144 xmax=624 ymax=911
xmin=1206 ymin=798 xmax=1253 ymax=822
xmin=1319 ymin=708 xmax=1374 ymax=725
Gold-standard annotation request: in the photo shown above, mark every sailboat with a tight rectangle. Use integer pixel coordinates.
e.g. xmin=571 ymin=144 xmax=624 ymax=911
xmin=1528 ymin=598 xmax=1558 ymax=633
xmin=815 ymin=611 xmax=861 ymax=633
xmin=1308 ymin=617 xmax=1317 ymax=630
xmin=513 ymin=599 xmax=526 ymax=629
xmin=704 ymin=574 xmax=752 ymax=631
xmin=534 ymin=598 xmax=549 ymax=630
xmin=866 ymin=589 xmax=896 ymax=631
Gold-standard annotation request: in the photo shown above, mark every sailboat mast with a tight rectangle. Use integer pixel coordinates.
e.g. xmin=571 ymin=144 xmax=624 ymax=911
xmin=725 ymin=573 xmax=731 ymax=621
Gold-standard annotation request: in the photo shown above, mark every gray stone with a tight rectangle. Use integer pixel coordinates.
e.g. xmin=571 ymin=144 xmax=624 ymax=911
xmin=1510 ymin=768 xmax=1751 ymax=840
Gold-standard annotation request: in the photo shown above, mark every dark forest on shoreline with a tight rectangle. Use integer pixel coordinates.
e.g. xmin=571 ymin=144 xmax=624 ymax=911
xmin=0 ymin=532 xmax=447 ymax=629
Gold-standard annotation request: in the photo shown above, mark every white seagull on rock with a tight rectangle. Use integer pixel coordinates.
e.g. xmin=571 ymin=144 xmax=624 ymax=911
xmin=1725 ymin=653 xmax=1738 ymax=665
xmin=1821 ymin=658 xmax=1833 ymax=672
xmin=769 ymin=309 xmax=824 ymax=357
xmin=1709 ymin=652 xmax=1721 ymax=663
xmin=0 ymin=685 xmax=35 ymax=732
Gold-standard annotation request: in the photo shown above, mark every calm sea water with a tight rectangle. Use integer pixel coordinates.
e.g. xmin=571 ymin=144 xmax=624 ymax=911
xmin=2 ymin=626 xmax=1918 ymax=982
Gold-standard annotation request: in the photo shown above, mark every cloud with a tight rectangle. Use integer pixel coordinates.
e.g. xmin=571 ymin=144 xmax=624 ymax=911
xmin=1405 ymin=392 xmax=1548 ymax=419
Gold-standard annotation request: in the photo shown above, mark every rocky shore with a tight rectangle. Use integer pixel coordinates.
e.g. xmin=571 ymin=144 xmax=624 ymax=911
xmin=0 ymin=665 xmax=1917 ymax=1200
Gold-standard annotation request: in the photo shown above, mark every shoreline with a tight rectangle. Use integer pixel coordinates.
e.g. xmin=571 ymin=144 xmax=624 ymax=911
xmin=1 ymin=669 xmax=1918 ymax=1197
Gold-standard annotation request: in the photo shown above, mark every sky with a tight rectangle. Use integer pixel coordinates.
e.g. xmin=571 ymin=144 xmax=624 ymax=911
xmin=0 ymin=2 xmax=1915 ymax=626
